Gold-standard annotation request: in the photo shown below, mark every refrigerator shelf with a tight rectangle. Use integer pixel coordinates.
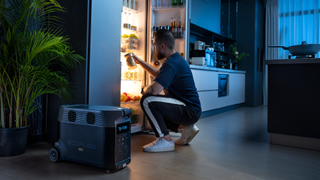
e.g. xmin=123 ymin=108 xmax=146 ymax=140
xmin=123 ymin=6 xmax=139 ymax=14
xmin=153 ymin=5 xmax=186 ymax=11
xmin=121 ymin=101 xmax=140 ymax=104
xmin=175 ymin=38 xmax=185 ymax=42
xmin=122 ymin=27 xmax=139 ymax=33
xmin=121 ymin=79 xmax=142 ymax=82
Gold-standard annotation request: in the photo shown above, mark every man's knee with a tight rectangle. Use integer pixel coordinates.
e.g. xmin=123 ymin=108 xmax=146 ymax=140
xmin=140 ymin=93 xmax=154 ymax=108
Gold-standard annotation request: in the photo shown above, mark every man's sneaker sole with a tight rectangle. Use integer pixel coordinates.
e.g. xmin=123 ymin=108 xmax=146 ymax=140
xmin=186 ymin=126 xmax=200 ymax=144
xmin=143 ymin=146 xmax=175 ymax=152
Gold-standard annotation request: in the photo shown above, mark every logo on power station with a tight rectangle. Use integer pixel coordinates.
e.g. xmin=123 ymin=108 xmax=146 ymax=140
xmin=67 ymin=140 xmax=96 ymax=149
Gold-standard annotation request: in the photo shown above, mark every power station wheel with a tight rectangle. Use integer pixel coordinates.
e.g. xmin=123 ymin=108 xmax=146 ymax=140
xmin=49 ymin=148 xmax=60 ymax=163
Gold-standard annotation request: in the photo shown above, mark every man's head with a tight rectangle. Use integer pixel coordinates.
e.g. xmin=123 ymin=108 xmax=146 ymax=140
xmin=154 ymin=29 xmax=175 ymax=60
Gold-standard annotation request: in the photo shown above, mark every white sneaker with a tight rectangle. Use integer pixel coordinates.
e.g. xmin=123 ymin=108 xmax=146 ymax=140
xmin=143 ymin=138 xmax=175 ymax=152
xmin=175 ymin=124 xmax=199 ymax=145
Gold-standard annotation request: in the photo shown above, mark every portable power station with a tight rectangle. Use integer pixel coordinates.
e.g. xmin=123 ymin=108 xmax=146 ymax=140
xmin=49 ymin=104 xmax=132 ymax=171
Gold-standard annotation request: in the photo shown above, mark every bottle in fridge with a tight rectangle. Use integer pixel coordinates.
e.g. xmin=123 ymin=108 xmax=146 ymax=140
xmin=178 ymin=16 xmax=182 ymax=38
xmin=172 ymin=16 xmax=177 ymax=38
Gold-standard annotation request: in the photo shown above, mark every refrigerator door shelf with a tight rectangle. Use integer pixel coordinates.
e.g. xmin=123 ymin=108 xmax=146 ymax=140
xmin=175 ymin=38 xmax=185 ymax=42
xmin=153 ymin=5 xmax=186 ymax=11
xmin=123 ymin=6 xmax=139 ymax=14
xmin=122 ymin=28 xmax=139 ymax=33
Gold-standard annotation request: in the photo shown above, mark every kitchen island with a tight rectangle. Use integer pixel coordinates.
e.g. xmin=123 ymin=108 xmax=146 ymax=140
xmin=266 ymin=58 xmax=320 ymax=151
xmin=190 ymin=65 xmax=246 ymax=118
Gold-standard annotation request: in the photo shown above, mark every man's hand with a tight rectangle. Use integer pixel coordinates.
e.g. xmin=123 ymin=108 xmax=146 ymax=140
xmin=132 ymin=53 xmax=142 ymax=64
xmin=130 ymin=54 xmax=160 ymax=78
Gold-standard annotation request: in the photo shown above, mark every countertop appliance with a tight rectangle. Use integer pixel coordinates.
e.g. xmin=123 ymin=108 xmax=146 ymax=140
xmin=190 ymin=57 xmax=206 ymax=66
xmin=194 ymin=41 xmax=206 ymax=50
xmin=49 ymin=105 xmax=132 ymax=171
xmin=205 ymin=47 xmax=216 ymax=67
xmin=190 ymin=47 xmax=216 ymax=67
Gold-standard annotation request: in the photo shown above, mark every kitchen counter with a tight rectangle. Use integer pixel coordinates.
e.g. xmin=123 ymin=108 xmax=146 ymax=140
xmin=267 ymin=59 xmax=320 ymax=151
xmin=189 ymin=65 xmax=246 ymax=74
xmin=266 ymin=58 xmax=320 ymax=64
xmin=190 ymin=64 xmax=246 ymax=116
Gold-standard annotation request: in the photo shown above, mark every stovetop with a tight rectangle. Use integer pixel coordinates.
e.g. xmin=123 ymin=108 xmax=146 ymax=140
xmin=288 ymin=54 xmax=316 ymax=59
xmin=266 ymin=58 xmax=320 ymax=65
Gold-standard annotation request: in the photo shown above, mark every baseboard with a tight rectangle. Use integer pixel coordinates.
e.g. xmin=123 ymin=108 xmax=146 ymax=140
xmin=200 ymin=103 xmax=245 ymax=119
xmin=270 ymin=133 xmax=320 ymax=151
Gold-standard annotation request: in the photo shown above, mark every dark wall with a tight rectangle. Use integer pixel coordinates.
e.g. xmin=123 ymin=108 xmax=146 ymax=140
xmin=45 ymin=0 xmax=89 ymax=143
xmin=237 ymin=0 xmax=265 ymax=107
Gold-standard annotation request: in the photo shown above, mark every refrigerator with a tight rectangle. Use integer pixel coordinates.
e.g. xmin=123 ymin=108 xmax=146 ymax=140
xmin=45 ymin=0 xmax=190 ymax=143
xmin=119 ymin=0 xmax=191 ymax=133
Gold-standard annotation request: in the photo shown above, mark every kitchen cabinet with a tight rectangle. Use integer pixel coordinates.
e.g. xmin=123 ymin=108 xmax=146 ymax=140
xmin=198 ymin=91 xmax=219 ymax=111
xmin=190 ymin=0 xmax=221 ymax=34
xmin=266 ymin=59 xmax=320 ymax=151
xmin=220 ymin=0 xmax=237 ymax=39
xmin=191 ymin=66 xmax=245 ymax=112
xmin=192 ymin=69 xmax=218 ymax=91
xmin=208 ymin=0 xmax=221 ymax=34
xmin=229 ymin=73 xmax=245 ymax=105
xmin=191 ymin=0 xmax=209 ymax=30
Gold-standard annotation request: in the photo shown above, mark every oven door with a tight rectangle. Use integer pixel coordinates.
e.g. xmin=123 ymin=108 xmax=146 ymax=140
xmin=218 ymin=74 xmax=228 ymax=97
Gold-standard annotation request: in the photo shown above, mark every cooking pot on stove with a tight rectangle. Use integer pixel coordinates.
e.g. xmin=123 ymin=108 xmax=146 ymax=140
xmin=268 ymin=41 xmax=320 ymax=55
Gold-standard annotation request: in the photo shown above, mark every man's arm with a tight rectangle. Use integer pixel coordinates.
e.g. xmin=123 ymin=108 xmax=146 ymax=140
xmin=132 ymin=54 xmax=159 ymax=78
xmin=145 ymin=81 xmax=164 ymax=95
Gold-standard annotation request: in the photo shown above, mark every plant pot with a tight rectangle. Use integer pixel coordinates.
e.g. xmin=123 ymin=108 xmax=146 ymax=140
xmin=0 ymin=126 xmax=29 ymax=157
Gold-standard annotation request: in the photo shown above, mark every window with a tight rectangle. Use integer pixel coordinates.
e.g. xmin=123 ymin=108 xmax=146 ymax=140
xmin=279 ymin=0 xmax=320 ymax=58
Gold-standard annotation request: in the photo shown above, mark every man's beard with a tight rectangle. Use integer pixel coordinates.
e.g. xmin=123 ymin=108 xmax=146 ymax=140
xmin=156 ymin=51 xmax=165 ymax=60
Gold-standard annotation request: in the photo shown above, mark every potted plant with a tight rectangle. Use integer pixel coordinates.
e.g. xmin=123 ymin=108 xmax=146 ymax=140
xmin=0 ymin=0 xmax=85 ymax=156
xmin=231 ymin=43 xmax=249 ymax=70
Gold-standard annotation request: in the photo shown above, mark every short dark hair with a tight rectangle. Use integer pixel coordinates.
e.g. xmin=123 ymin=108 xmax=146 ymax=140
xmin=154 ymin=29 xmax=175 ymax=50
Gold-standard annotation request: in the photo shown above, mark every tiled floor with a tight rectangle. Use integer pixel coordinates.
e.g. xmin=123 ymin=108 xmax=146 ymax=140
xmin=1 ymin=106 xmax=320 ymax=180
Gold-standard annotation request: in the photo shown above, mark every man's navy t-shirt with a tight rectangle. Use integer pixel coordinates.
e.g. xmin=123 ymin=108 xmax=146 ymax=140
xmin=154 ymin=52 xmax=201 ymax=113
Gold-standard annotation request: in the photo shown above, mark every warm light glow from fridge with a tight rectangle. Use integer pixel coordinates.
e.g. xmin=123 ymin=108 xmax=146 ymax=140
xmin=120 ymin=80 xmax=142 ymax=96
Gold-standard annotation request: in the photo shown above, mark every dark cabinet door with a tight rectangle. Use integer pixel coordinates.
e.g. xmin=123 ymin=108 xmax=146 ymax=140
xmin=207 ymin=0 xmax=221 ymax=34
xmin=191 ymin=0 xmax=209 ymax=29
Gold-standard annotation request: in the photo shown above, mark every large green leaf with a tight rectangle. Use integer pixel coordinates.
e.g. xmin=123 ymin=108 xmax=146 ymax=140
xmin=0 ymin=0 xmax=85 ymax=128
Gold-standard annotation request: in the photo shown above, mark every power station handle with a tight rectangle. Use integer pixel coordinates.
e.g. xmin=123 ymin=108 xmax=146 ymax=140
xmin=123 ymin=108 xmax=132 ymax=116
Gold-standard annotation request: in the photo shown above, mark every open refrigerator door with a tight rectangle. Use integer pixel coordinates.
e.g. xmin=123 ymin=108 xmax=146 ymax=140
xmin=146 ymin=0 xmax=189 ymax=84
xmin=120 ymin=0 xmax=147 ymax=133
